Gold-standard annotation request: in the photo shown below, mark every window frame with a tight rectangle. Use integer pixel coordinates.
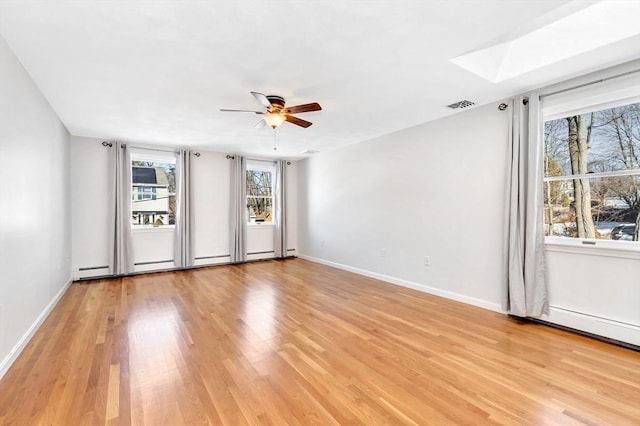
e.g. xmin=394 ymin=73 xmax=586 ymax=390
xmin=542 ymin=95 xmax=640 ymax=249
xmin=130 ymin=150 xmax=176 ymax=230
xmin=245 ymin=160 xmax=275 ymax=226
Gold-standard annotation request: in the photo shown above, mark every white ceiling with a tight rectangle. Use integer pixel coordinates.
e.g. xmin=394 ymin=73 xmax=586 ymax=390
xmin=1 ymin=0 xmax=639 ymax=159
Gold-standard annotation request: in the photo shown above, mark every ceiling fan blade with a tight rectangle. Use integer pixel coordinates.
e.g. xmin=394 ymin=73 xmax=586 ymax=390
xmin=284 ymin=114 xmax=313 ymax=128
xmin=283 ymin=102 xmax=322 ymax=114
xmin=255 ymin=119 xmax=266 ymax=128
xmin=220 ymin=109 xmax=264 ymax=114
xmin=250 ymin=92 xmax=271 ymax=109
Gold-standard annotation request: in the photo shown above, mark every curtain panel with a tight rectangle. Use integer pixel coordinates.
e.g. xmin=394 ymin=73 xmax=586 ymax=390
xmin=273 ymin=160 xmax=287 ymax=258
xmin=229 ymin=155 xmax=247 ymax=263
xmin=108 ymin=142 xmax=134 ymax=275
xmin=173 ymin=149 xmax=193 ymax=268
xmin=503 ymin=95 xmax=548 ymax=317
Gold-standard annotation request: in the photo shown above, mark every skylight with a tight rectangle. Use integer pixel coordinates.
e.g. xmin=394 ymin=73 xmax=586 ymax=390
xmin=450 ymin=0 xmax=640 ymax=83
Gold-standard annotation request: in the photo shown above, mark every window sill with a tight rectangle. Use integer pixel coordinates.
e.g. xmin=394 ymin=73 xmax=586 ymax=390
xmin=545 ymin=237 xmax=640 ymax=259
xmin=132 ymin=225 xmax=175 ymax=233
xmin=247 ymin=223 xmax=275 ymax=228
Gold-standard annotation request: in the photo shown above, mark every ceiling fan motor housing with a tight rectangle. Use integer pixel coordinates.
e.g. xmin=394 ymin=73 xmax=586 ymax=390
xmin=266 ymin=95 xmax=285 ymax=110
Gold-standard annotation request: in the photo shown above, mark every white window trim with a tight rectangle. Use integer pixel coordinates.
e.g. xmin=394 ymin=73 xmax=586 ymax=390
xmin=542 ymin=70 xmax=640 ymax=121
xmin=541 ymin=76 xmax=640 ymax=251
xmin=246 ymin=160 xmax=275 ymax=225
xmin=130 ymin=148 xmax=177 ymax=163
xmin=246 ymin=159 xmax=276 ymax=170
xmin=544 ymin=169 xmax=640 ymax=182
xmin=130 ymin=151 xmax=176 ymax=230
xmin=247 ymin=223 xmax=275 ymax=228
xmin=132 ymin=225 xmax=176 ymax=233
xmin=545 ymin=236 xmax=640 ymax=259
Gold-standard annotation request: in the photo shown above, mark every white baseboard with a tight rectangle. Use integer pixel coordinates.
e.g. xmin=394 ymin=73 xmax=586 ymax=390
xmin=0 ymin=276 xmax=73 ymax=379
xmin=540 ymin=306 xmax=640 ymax=346
xmin=298 ymin=255 xmax=503 ymax=313
xmin=246 ymin=252 xmax=275 ymax=262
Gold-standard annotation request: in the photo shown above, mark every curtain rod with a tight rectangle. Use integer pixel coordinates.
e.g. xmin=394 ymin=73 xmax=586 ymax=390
xmin=227 ymin=154 xmax=291 ymax=164
xmin=101 ymin=141 xmax=177 ymax=153
xmin=102 ymin=141 xmax=201 ymax=156
xmin=540 ymin=68 xmax=640 ymax=99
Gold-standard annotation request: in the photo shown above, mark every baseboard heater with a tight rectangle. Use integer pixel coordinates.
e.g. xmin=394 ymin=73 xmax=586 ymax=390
xmin=134 ymin=260 xmax=173 ymax=266
xmin=514 ymin=316 xmax=640 ymax=352
xmin=78 ymin=265 xmax=109 ymax=271
xmin=75 ymin=250 xmax=296 ymax=281
xmin=195 ymin=254 xmax=231 ymax=260
xmin=247 ymin=249 xmax=296 ymax=256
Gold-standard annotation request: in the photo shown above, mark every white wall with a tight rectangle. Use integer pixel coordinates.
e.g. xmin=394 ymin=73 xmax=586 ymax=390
xmin=286 ymin=161 xmax=298 ymax=255
xmin=191 ymin=149 xmax=230 ymax=266
xmin=298 ymin=103 xmax=509 ymax=311
xmin=70 ymin=136 xmax=110 ymax=276
xmin=71 ymin=138 xmax=299 ymax=277
xmin=0 ymin=35 xmax=71 ymax=377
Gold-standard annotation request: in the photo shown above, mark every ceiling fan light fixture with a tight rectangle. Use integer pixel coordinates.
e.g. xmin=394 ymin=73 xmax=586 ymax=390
xmin=264 ymin=112 xmax=285 ymax=129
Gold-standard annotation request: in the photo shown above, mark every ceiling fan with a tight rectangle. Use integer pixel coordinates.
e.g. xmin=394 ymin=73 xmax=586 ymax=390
xmin=221 ymin=92 xmax=322 ymax=129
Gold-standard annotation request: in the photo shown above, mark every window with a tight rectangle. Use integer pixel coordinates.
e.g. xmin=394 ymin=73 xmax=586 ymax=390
xmin=543 ymin=101 xmax=639 ymax=242
xmin=131 ymin=155 xmax=176 ymax=227
xmin=134 ymin=186 xmax=156 ymax=200
xmin=246 ymin=161 xmax=274 ymax=224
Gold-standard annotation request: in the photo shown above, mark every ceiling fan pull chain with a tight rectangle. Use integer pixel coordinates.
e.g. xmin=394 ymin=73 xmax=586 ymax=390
xmin=273 ymin=128 xmax=278 ymax=151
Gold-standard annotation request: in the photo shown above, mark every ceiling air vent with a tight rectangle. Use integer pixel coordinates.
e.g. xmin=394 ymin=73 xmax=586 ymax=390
xmin=446 ymin=100 xmax=475 ymax=109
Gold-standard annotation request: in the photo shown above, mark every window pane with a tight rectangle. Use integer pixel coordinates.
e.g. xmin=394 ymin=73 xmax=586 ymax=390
xmin=544 ymin=103 xmax=640 ymax=177
xmin=246 ymin=170 xmax=273 ymax=196
xmin=131 ymin=160 xmax=176 ymax=226
xmin=247 ymin=196 xmax=273 ymax=223
xmin=246 ymin=167 xmax=274 ymax=224
xmin=544 ymin=175 xmax=639 ymax=241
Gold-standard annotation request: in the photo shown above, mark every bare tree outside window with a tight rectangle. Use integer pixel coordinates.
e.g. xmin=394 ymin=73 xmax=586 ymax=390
xmin=544 ymin=102 xmax=640 ymax=242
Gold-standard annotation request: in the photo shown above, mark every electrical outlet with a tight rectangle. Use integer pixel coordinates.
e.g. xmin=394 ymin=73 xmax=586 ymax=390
xmin=424 ymin=256 xmax=431 ymax=266
xmin=380 ymin=248 xmax=386 ymax=258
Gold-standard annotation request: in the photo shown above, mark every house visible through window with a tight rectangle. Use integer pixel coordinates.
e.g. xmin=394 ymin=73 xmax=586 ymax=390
xmin=543 ymin=101 xmax=640 ymax=242
xmin=136 ymin=186 xmax=156 ymax=200
xmin=131 ymin=158 xmax=176 ymax=227
xmin=246 ymin=161 xmax=274 ymax=224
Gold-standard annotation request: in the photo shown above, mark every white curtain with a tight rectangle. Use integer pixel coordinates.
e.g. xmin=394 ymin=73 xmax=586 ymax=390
xmin=229 ymin=155 xmax=246 ymax=263
xmin=503 ymin=95 xmax=548 ymax=317
xmin=173 ymin=149 xmax=193 ymax=268
xmin=108 ymin=142 xmax=134 ymax=275
xmin=273 ymin=160 xmax=287 ymax=258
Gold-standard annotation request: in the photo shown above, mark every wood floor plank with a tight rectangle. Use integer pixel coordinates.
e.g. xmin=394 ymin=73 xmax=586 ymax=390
xmin=0 ymin=258 xmax=639 ymax=425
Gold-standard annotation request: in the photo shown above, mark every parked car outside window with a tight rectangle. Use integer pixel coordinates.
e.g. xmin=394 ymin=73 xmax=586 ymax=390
xmin=610 ymin=224 xmax=636 ymax=241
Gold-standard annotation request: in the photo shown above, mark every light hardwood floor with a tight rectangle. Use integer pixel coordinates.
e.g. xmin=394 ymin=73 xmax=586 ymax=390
xmin=1 ymin=259 xmax=638 ymax=425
